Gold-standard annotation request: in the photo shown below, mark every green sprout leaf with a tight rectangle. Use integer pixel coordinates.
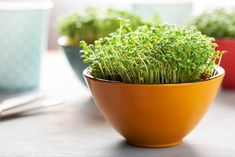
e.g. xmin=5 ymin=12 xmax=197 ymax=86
xmin=81 ymin=20 xmax=223 ymax=84
xmin=57 ymin=8 xmax=159 ymax=45
xmin=190 ymin=8 xmax=235 ymax=38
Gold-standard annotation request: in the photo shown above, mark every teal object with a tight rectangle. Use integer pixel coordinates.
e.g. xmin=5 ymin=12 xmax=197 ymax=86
xmin=60 ymin=46 xmax=87 ymax=86
xmin=0 ymin=1 xmax=52 ymax=91
xmin=131 ymin=3 xmax=192 ymax=25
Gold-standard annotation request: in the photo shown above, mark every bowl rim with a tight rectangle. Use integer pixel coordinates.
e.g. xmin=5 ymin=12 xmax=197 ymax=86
xmin=57 ymin=36 xmax=80 ymax=47
xmin=83 ymin=66 xmax=225 ymax=86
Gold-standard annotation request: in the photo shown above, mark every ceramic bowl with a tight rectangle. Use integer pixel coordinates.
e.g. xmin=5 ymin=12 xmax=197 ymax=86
xmin=58 ymin=37 xmax=87 ymax=86
xmin=216 ymin=39 xmax=235 ymax=89
xmin=0 ymin=0 xmax=53 ymax=91
xmin=83 ymin=66 xmax=224 ymax=147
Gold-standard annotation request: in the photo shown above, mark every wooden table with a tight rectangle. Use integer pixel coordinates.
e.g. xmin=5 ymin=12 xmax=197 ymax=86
xmin=0 ymin=50 xmax=235 ymax=157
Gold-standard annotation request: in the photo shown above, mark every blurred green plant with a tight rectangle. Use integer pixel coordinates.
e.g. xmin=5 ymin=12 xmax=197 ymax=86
xmin=57 ymin=8 xmax=159 ymax=45
xmin=190 ymin=8 xmax=235 ymax=38
xmin=80 ymin=20 xmax=223 ymax=84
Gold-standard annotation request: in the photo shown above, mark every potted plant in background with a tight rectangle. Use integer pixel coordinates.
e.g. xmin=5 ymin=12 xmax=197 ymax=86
xmin=57 ymin=8 xmax=154 ymax=85
xmin=0 ymin=0 xmax=53 ymax=91
xmin=81 ymin=21 xmax=224 ymax=147
xmin=191 ymin=8 xmax=235 ymax=89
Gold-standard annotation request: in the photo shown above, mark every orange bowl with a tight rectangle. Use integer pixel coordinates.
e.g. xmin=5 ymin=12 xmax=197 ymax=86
xmin=83 ymin=67 xmax=224 ymax=148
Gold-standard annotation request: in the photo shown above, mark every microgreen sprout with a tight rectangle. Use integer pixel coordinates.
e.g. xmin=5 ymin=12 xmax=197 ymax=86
xmin=81 ymin=21 xmax=223 ymax=84
xmin=190 ymin=8 xmax=235 ymax=38
xmin=57 ymin=8 xmax=158 ymax=45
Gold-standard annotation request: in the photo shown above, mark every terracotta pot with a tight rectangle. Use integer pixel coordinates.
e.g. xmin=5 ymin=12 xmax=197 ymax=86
xmin=83 ymin=67 xmax=224 ymax=148
xmin=216 ymin=39 xmax=235 ymax=89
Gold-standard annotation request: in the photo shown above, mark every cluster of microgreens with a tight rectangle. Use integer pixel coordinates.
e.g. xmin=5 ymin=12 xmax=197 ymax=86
xmin=57 ymin=8 xmax=159 ymax=45
xmin=190 ymin=8 xmax=235 ymax=38
xmin=80 ymin=20 xmax=223 ymax=84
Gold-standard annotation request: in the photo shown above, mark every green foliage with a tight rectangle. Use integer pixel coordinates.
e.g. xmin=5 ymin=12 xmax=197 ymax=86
xmin=57 ymin=8 xmax=157 ymax=45
xmin=80 ymin=21 xmax=223 ymax=84
xmin=190 ymin=8 xmax=235 ymax=38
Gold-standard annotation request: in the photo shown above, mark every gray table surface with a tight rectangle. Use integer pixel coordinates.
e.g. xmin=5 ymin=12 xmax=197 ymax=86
xmin=0 ymin=51 xmax=235 ymax=157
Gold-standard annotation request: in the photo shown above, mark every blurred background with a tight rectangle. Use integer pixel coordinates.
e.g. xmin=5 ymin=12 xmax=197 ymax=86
xmin=1 ymin=0 xmax=235 ymax=156
xmin=0 ymin=0 xmax=235 ymax=95
xmin=48 ymin=0 xmax=235 ymax=49
xmin=0 ymin=0 xmax=235 ymax=93
xmin=0 ymin=0 xmax=235 ymax=113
